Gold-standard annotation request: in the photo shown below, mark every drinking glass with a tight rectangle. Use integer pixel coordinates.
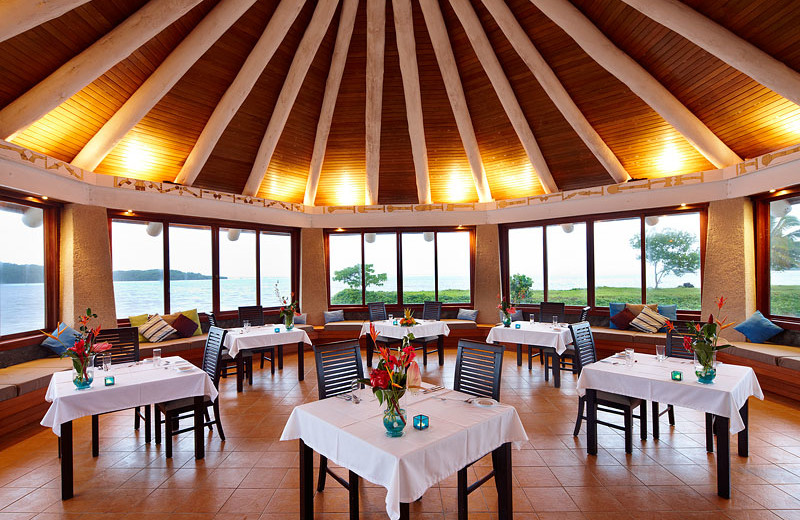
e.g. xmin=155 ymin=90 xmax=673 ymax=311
xmin=625 ymin=348 xmax=635 ymax=366
xmin=552 ymin=316 xmax=558 ymax=328
xmin=529 ymin=315 xmax=535 ymax=326
xmin=243 ymin=320 xmax=251 ymax=333
xmin=388 ymin=314 xmax=394 ymax=322
xmin=102 ymin=353 xmax=111 ymax=372
xmin=153 ymin=348 xmax=161 ymax=367
xmin=655 ymin=344 xmax=666 ymax=362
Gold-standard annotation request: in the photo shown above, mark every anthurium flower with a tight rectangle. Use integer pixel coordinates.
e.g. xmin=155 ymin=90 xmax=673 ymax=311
xmin=406 ymin=361 xmax=422 ymax=390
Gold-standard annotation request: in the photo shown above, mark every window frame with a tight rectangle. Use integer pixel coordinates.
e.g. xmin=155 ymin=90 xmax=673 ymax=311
xmin=324 ymin=227 xmax=476 ymax=309
xmin=108 ymin=210 xmax=299 ymax=321
xmin=499 ymin=204 xmax=707 ymax=318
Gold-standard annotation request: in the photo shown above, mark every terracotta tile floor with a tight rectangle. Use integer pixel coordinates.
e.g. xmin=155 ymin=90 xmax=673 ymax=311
xmin=3 ymin=351 xmax=800 ymax=519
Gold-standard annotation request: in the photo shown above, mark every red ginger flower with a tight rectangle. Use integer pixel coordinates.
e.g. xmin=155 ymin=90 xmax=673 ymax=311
xmin=369 ymin=369 xmax=389 ymax=389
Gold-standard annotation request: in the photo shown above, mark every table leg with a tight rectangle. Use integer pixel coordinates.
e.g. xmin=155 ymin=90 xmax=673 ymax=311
xmin=516 ymin=343 xmax=522 ymax=366
xmin=91 ymin=414 xmax=99 ymax=457
xmin=299 ymin=439 xmax=314 ymax=520
xmin=715 ymin=414 xmax=730 ymax=499
xmin=528 ymin=345 xmax=533 ymax=370
xmin=367 ymin=336 xmax=375 ymax=368
xmin=586 ymin=390 xmax=598 ymax=456
xmin=61 ymin=421 xmax=73 ymax=500
xmin=553 ymin=352 xmax=561 ymax=388
xmin=297 ymin=342 xmax=305 ymax=381
xmin=399 ymin=502 xmax=410 ymax=520
xmin=348 ymin=470 xmax=359 ymax=520
xmin=738 ymin=400 xmax=749 ymax=457
xmin=193 ymin=396 xmax=205 ymax=460
xmin=492 ymin=442 xmax=513 ymax=519
xmin=437 ymin=335 xmax=444 ymax=366
xmin=236 ymin=355 xmax=244 ymax=393
xmin=278 ymin=344 xmax=284 ymax=370
xmin=652 ymin=402 xmax=660 ymax=440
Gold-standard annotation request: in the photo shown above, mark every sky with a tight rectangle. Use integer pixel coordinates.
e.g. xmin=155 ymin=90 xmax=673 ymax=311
xmin=0 ymin=202 xmax=44 ymax=264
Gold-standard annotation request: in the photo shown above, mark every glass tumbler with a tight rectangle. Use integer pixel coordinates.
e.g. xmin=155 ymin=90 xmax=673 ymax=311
xmin=655 ymin=345 xmax=666 ymax=361
xmin=625 ymin=348 xmax=635 ymax=366
xmin=153 ymin=348 xmax=161 ymax=367
xmin=102 ymin=353 xmax=111 ymax=372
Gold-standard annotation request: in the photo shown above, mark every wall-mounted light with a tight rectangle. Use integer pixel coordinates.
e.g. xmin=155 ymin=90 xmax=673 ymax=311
xmin=680 ymin=203 xmax=687 ymax=208
xmin=645 ymin=216 xmax=660 ymax=227
xmin=560 ymin=223 xmax=574 ymax=234
xmin=769 ymin=189 xmax=777 ymax=193
xmin=364 ymin=233 xmax=376 ymax=243
xmin=145 ymin=222 xmax=163 ymax=237
xmin=21 ymin=207 xmax=43 ymax=228
xmin=423 ymin=232 xmax=435 ymax=242
xmin=41 ymin=196 xmax=48 ymax=200
xmin=335 ymin=227 xmax=345 ymax=232
xmin=227 ymin=228 xmax=241 ymax=241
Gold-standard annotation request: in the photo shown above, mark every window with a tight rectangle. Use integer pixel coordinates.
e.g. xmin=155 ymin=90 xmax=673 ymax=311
xmin=768 ymin=196 xmax=800 ymax=318
xmin=364 ymin=233 xmax=397 ymax=304
xmin=261 ymin=232 xmax=293 ymax=307
xmin=507 ymin=227 xmax=543 ymax=304
xmin=219 ymin=228 xmax=257 ymax=311
xmin=547 ymin=222 xmax=587 ymax=306
xmin=594 ymin=218 xmax=641 ymax=307
xmin=437 ymin=232 xmax=471 ymax=303
xmin=169 ymin=224 xmax=212 ymax=313
xmin=329 ymin=234 xmax=363 ymax=305
xmin=112 ymin=220 xmax=164 ymax=317
xmin=0 ymin=200 xmax=46 ymax=335
xmin=402 ymin=233 xmax=435 ymax=303
xmin=643 ymin=213 xmax=701 ymax=310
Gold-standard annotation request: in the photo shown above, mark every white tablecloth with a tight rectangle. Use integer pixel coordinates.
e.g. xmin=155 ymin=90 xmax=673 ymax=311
xmin=576 ymin=354 xmax=763 ymax=433
xmin=41 ymin=356 xmax=218 ymax=436
xmin=224 ymin=325 xmax=312 ymax=358
xmin=486 ymin=322 xmax=573 ymax=355
xmin=359 ymin=319 xmax=450 ymax=340
xmin=281 ymin=385 xmax=527 ymax=520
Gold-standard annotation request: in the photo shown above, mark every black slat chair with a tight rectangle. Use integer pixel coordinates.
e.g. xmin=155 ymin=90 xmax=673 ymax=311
xmin=571 ymin=321 xmax=647 ymax=453
xmin=546 ymin=306 xmax=591 ymax=377
xmin=313 ymin=340 xmax=364 ymax=520
xmin=238 ymin=305 xmax=276 ymax=373
xmin=154 ymin=326 xmax=226 ymax=458
xmin=578 ymin=306 xmax=591 ymax=322
xmin=527 ymin=302 xmax=568 ymax=367
xmin=410 ymin=301 xmax=444 ymax=366
xmin=453 ymin=340 xmax=505 ymax=517
xmin=210 ymin=313 xmax=253 ymax=383
xmin=366 ymin=302 xmax=401 ymax=367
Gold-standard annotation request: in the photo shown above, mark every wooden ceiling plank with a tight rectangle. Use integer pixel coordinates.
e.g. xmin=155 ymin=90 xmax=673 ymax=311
xmin=303 ymin=0 xmax=358 ymax=206
xmin=419 ymin=0 xmax=492 ymax=202
xmin=620 ymin=0 xmax=800 ymax=108
xmin=174 ymin=0 xmax=305 ymax=186
xmin=530 ymin=0 xmax=741 ymax=169
xmin=0 ymin=0 xmax=92 ymax=43
xmin=482 ymin=0 xmax=629 ymax=185
xmin=71 ymin=0 xmax=258 ymax=172
xmin=365 ymin=0 xmax=385 ymax=205
xmin=0 ymin=0 xmax=203 ymax=140
xmin=242 ymin=0 xmax=339 ymax=197
xmin=449 ymin=0 xmax=558 ymax=194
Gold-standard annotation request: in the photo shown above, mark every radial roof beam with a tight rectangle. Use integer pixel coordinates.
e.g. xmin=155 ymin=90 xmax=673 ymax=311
xmin=303 ymin=0 xmax=359 ymax=207
xmin=482 ymin=0 xmax=629 ymax=184
xmin=449 ymin=0 xmax=557 ymax=194
xmin=175 ymin=0 xmax=305 ymax=186
xmin=531 ymin=0 xmax=741 ymax=169
xmin=72 ymin=0 xmax=258 ymax=172
xmin=620 ymin=0 xmax=800 ymax=108
xmin=365 ymin=0 xmax=385 ymax=205
xmin=0 ymin=0 xmax=91 ymax=43
xmin=419 ymin=0 xmax=492 ymax=202
xmin=242 ymin=0 xmax=339 ymax=197
xmin=392 ymin=0 xmax=432 ymax=205
xmin=0 ymin=0 xmax=203 ymax=141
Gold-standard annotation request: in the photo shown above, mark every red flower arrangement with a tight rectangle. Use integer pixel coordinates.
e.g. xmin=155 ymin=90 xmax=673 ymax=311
xmin=43 ymin=308 xmax=112 ymax=387
xmin=665 ymin=296 xmax=734 ymax=374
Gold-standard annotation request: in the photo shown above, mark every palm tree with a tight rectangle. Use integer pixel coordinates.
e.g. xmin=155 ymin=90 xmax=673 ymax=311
xmin=771 ymin=212 xmax=800 ymax=271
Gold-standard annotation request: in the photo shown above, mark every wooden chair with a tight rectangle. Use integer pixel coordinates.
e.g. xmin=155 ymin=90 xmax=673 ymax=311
xmin=571 ymin=321 xmax=647 ymax=453
xmin=453 ymin=340 xmax=505 ymax=518
xmin=527 ymin=302 xmax=568 ymax=367
xmin=410 ymin=301 xmax=444 ymax=366
xmin=313 ymin=340 xmax=364 ymax=520
xmin=154 ymin=327 xmax=226 ymax=458
xmin=545 ymin=306 xmax=590 ymax=378
xmin=366 ymin=302 xmax=401 ymax=367
xmin=210 ymin=312 xmax=253 ymax=383
xmin=578 ymin=306 xmax=591 ymax=322
xmin=238 ymin=305 xmax=276 ymax=373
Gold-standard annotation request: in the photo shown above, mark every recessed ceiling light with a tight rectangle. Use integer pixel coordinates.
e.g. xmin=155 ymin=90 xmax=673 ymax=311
xmin=41 ymin=195 xmax=48 ymax=200
xmin=769 ymin=189 xmax=777 ymax=193
xmin=335 ymin=227 xmax=344 ymax=232
xmin=680 ymin=203 xmax=687 ymax=207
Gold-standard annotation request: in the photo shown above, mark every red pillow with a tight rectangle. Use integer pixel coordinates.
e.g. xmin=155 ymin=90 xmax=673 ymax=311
xmin=172 ymin=313 xmax=199 ymax=338
xmin=610 ymin=308 xmax=637 ymax=330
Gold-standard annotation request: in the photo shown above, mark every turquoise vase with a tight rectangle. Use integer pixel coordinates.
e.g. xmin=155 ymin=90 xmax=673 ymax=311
xmin=694 ymin=351 xmax=717 ymax=384
xmin=383 ymin=406 xmax=407 ymax=437
xmin=72 ymin=355 xmax=95 ymax=390
xmin=502 ymin=314 xmax=511 ymax=328
xmin=284 ymin=314 xmax=294 ymax=331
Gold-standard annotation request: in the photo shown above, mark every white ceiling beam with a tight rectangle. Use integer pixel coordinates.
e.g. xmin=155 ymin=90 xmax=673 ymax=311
xmin=449 ymin=0 xmax=558 ymax=194
xmin=0 ymin=0 xmax=203 ymax=141
xmin=392 ymin=0 xmax=432 ymax=205
xmin=174 ymin=0 xmax=305 ymax=186
xmin=303 ymin=0 xmax=359 ymax=206
xmin=0 ymin=0 xmax=92 ymax=43
xmin=365 ymin=0 xmax=385 ymax=205
xmin=242 ymin=0 xmax=339 ymax=197
xmin=620 ymin=0 xmax=800 ymax=108
xmin=419 ymin=0 xmax=492 ymax=202
xmin=531 ymin=0 xmax=742 ymax=168
xmin=72 ymin=0 xmax=258 ymax=172
xmin=482 ymin=0 xmax=629 ymax=184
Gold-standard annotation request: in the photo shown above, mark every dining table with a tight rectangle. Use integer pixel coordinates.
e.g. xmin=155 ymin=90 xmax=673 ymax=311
xmin=224 ymin=324 xmax=312 ymax=389
xmin=486 ymin=321 xmax=573 ymax=386
xmin=360 ymin=319 xmax=450 ymax=367
xmin=577 ymin=353 xmax=764 ymax=498
xmin=281 ymin=384 xmax=528 ymax=520
xmin=41 ymin=356 xmax=217 ymax=500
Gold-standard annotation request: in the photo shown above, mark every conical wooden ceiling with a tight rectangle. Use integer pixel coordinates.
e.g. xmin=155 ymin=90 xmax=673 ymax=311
xmin=1 ymin=0 xmax=799 ymax=206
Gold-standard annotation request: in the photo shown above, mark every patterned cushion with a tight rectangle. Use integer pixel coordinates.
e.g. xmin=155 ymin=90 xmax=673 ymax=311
xmin=139 ymin=315 xmax=177 ymax=343
xmin=610 ymin=308 xmax=637 ymax=330
xmin=172 ymin=313 xmax=199 ymax=338
xmin=630 ymin=307 xmax=668 ymax=333
xmin=457 ymin=308 xmax=478 ymax=321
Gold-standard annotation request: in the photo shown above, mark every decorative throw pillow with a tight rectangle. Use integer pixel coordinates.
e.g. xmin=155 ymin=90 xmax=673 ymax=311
xmin=630 ymin=307 xmax=669 ymax=333
xmin=657 ymin=304 xmax=678 ymax=332
xmin=457 ymin=308 xmax=479 ymax=321
xmin=499 ymin=309 xmax=524 ymax=322
xmin=41 ymin=323 xmax=81 ymax=355
xmin=294 ymin=313 xmax=307 ymax=324
xmin=139 ymin=315 xmax=177 ymax=343
xmin=324 ymin=309 xmax=345 ymax=323
xmin=734 ymin=311 xmax=783 ymax=343
xmin=178 ymin=308 xmax=203 ymax=336
xmin=625 ymin=303 xmax=658 ymax=317
xmin=608 ymin=302 xmax=626 ymax=329
xmin=128 ymin=313 xmax=151 ymax=343
xmin=172 ymin=313 xmax=199 ymax=338
xmin=610 ymin=308 xmax=637 ymax=330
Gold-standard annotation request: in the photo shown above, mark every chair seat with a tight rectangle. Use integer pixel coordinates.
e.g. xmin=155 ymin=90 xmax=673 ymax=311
xmin=411 ymin=335 xmax=439 ymax=343
xmin=597 ymin=391 xmax=642 ymax=407
xmin=376 ymin=335 xmax=402 ymax=344
xmin=159 ymin=396 xmax=213 ymax=413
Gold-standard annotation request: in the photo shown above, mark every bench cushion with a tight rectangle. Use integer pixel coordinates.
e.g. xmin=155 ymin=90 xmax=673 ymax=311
xmin=139 ymin=334 xmax=208 ymax=356
xmin=724 ymin=342 xmax=800 ymax=366
xmin=0 ymin=384 xmax=18 ymax=402
xmin=323 ymin=320 xmax=366 ymax=332
xmin=590 ymin=327 xmax=635 ymax=345
xmin=442 ymin=319 xmax=477 ymax=330
xmin=778 ymin=356 xmax=800 ymax=371
xmin=0 ymin=360 xmax=70 ymax=396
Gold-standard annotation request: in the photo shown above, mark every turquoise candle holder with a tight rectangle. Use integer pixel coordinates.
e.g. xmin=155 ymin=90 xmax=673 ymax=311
xmin=274 ymin=327 xmax=280 ymax=333
xmin=671 ymin=371 xmax=683 ymax=381
xmin=515 ymin=323 xmax=521 ymax=329
xmin=413 ymin=414 xmax=429 ymax=430
xmin=104 ymin=376 xmax=115 ymax=386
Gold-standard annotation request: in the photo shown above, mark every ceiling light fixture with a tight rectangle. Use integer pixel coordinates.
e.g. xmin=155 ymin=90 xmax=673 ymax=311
xmin=680 ymin=203 xmax=687 ymax=207
xmin=560 ymin=223 xmax=574 ymax=233
xmin=227 ymin=228 xmax=241 ymax=241
xmin=657 ymin=144 xmax=682 ymax=173
xmin=146 ymin=222 xmax=163 ymax=237
xmin=41 ymin=196 xmax=48 ymax=200
xmin=423 ymin=232 xmax=435 ymax=242
xmin=364 ymin=232 xmax=376 ymax=243
xmin=645 ymin=216 xmax=660 ymax=227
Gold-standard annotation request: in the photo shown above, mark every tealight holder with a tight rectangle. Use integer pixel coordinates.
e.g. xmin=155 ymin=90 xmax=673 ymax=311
xmin=393 ymin=320 xmax=398 ymax=326
xmin=515 ymin=323 xmax=521 ymax=329
xmin=671 ymin=371 xmax=683 ymax=381
xmin=104 ymin=376 xmax=115 ymax=386
xmin=413 ymin=414 xmax=429 ymax=430
xmin=274 ymin=327 xmax=280 ymax=333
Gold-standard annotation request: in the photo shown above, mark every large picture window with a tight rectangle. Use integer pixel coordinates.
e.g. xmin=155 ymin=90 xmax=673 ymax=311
xmin=760 ymin=193 xmax=800 ymax=320
xmin=111 ymin=219 xmax=164 ymax=317
xmin=169 ymin=224 xmax=212 ymax=313
xmin=219 ymin=228 xmax=257 ymax=311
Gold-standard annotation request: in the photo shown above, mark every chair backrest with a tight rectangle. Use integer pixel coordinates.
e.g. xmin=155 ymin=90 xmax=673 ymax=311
xmin=206 ymin=312 xmax=217 ymax=328
xmin=313 ymin=340 xmax=365 ymax=399
xmin=422 ymin=301 xmax=442 ymax=320
xmin=578 ymin=306 xmax=591 ymax=322
xmin=203 ymin=326 xmax=227 ymax=387
xmin=453 ymin=340 xmax=504 ymax=401
xmin=238 ymin=305 xmax=265 ymax=326
xmin=539 ymin=302 xmax=566 ymax=323
xmin=666 ymin=329 xmax=694 ymax=360
xmin=569 ymin=321 xmax=597 ymax=374
xmin=367 ymin=302 xmax=387 ymax=322
xmin=93 ymin=327 xmax=139 ymax=366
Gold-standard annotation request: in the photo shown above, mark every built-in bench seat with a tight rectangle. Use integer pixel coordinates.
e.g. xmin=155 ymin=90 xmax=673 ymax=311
xmin=0 ymin=357 xmax=72 ymax=401
xmin=322 ymin=319 xmax=477 ymax=332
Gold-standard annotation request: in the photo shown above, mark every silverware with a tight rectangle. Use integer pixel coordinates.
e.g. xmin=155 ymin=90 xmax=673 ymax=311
xmin=422 ymin=385 xmax=444 ymax=394
xmin=335 ymin=394 xmax=352 ymax=401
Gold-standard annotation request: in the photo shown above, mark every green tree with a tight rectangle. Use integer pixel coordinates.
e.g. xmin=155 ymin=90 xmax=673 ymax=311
xmin=630 ymin=229 xmax=700 ymax=289
xmin=333 ymin=263 xmax=387 ymax=289
xmin=509 ymin=273 xmax=533 ymax=303
xmin=770 ymin=214 xmax=800 ymax=271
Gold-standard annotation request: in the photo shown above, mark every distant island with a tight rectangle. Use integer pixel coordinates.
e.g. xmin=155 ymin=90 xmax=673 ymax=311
xmin=0 ymin=262 xmax=219 ymax=283
xmin=0 ymin=262 xmax=43 ymax=284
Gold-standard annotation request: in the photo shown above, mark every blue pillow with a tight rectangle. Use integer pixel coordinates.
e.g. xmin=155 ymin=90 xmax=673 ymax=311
xmin=324 ymin=310 xmax=344 ymax=324
xmin=657 ymin=305 xmax=677 ymax=332
xmin=608 ymin=303 xmax=626 ymax=329
xmin=41 ymin=324 xmax=80 ymax=355
xmin=294 ymin=313 xmax=307 ymax=325
xmin=734 ymin=311 xmax=783 ymax=343
xmin=500 ymin=309 xmax=524 ymax=322
xmin=457 ymin=308 xmax=478 ymax=321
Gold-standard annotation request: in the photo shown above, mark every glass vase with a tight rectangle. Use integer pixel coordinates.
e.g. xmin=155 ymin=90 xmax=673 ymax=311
xmin=502 ymin=315 xmax=511 ymax=328
xmin=383 ymin=405 xmax=407 ymax=437
xmin=72 ymin=355 xmax=96 ymax=390
xmin=694 ymin=351 xmax=717 ymax=384
xmin=284 ymin=314 xmax=294 ymax=331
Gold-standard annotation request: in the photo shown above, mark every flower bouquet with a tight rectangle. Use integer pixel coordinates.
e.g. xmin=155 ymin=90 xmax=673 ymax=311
xmin=669 ymin=296 xmax=734 ymax=384
xmin=275 ymin=282 xmax=301 ymax=330
xmin=43 ymin=308 xmax=112 ymax=390
xmin=361 ymin=323 xmax=422 ymax=436
xmin=398 ymin=308 xmax=417 ymax=327
xmin=497 ymin=295 xmax=516 ymax=328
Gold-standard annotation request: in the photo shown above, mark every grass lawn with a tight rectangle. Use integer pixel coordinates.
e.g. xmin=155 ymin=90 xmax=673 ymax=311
xmin=771 ymin=285 xmax=800 ymax=317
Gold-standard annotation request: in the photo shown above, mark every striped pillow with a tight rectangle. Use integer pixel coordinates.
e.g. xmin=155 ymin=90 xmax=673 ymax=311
xmin=630 ymin=306 xmax=668 ymax=333
xmin=139 ymin=315 xmax=177 ymax=343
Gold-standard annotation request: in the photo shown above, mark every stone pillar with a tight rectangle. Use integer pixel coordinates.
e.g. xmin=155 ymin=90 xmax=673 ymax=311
xmin=474 ymin=224 xmax=502 ymax=324
xmin=300 ymin=228 xmax=328 ymax=325
xmin=60 ymin=204 xmax=117 ymax=328
xmin=701 ymin=197 xmax=756 ymax=341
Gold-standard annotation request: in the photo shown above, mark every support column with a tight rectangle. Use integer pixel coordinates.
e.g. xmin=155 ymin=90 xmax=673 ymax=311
xmin=300 ymin=228 xmax=328 ymax=325
xmin=474 ymin=225 xmax=502 ymax=324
